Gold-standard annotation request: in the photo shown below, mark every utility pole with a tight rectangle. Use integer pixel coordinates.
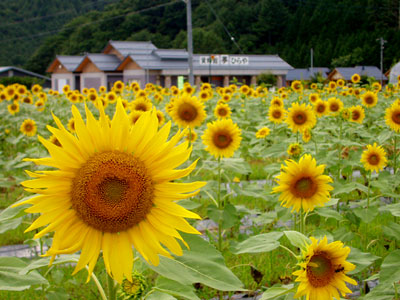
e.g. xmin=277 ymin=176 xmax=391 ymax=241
xmin=310 ymin=48 xmax=314 ymax=74
xmin=186 ymin=0 xmax=194 ymax=85
xmin=377 ymin=37 xmax=387 ymax=86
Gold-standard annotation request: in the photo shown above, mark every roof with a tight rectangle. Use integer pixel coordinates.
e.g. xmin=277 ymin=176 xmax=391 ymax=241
xmin=76 ymin=54 xmax=121 ymax=72
xmin=332 ymin=66 xmax=387 ymax=80
xmin=105 ymin=40 xmax=157 ymax=56
xmin=56 ymin=55 xmax=85 ymax=72
xmin=154 ymin=49 xmax=188 ymax=60
xmin=0 ymin=66 xmax=50 ymax=80
xmin=286 ymin=68 xmax=330 ymax=81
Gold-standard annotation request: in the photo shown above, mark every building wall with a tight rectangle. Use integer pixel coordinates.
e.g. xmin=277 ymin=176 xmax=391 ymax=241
xmin=123 ymin=69 xmax=146 ymax=88
xmin=80 ymin=73 xmax=106 ymax=90
xmin=51 ymin=73 xmax=75 ymax=92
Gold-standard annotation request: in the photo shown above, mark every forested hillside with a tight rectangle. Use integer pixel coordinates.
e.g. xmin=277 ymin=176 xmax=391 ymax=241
xmin=0 ymin=0 xmax=116 ymax=68
xmin=4 ymin=0 xmax=400 ymax=75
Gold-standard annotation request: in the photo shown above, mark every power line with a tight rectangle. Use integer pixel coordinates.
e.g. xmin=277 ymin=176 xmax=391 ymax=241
xmin=203 ymin=0 xmax=243 ymax=54
xmin=0 ymin=0 xmax=121 ymax=28
xmin=0 ymin=0 xmax=181 ymax=43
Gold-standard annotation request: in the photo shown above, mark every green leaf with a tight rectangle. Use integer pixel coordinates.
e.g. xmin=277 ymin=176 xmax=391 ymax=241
xmin=230 ymin=232 xmax=283 ymax=254
xmin=379 ymin=202 xmax=400 ymax=217
xmin=0 ymin=217 xmax=23 ymax=234
xmin=253 ymin=211 xmax=277 ymax=225
xmin=260 ymin=284 xmax=295 ymax=300
xmin=46 ymin=288 xmax=69 ymax=300
xmin=360 ymin=281 xmax=395 ymax=300
xmin=221 ymin=158 xmax=251 ymax=175
xmin=323 ymin=198 xmax=339 ymax=207
xmin=347 ymin=247 xmax=380 ymax=274
xmin=19 ymin=255 xmax=80 ymax=275
xmin=353 ymin=206 xmax=379 ymax=223
xmin=283 ymin=231 xmax=310 ymax=251
xmin=0 ymin=196 xmax=32 ymax=223
xmin=332 ymin=181 xmax=368 ymax=196
xmin=222 ymin=203 xmax=239 ymax=229
xmin=379 ymin=249 xmax=400 ymax=284
xmin=146 ymin=234 xmax=245 ymax=291
xmin=146 ymin=291 xmax=177 ymax=300
xmin=314 ymin=207 xmax=343 ymax=221
xmin=382 ymin=222 xmax=400 ymax=241
xmin=177 ymin=199 xmax=201 ymax=210
xmin=0 ymin=257 xmax=48 ymax=291
xmin=154 ymin=277 xmax=200 ymax=300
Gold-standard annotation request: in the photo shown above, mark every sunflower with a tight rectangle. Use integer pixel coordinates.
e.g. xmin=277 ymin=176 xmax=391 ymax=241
xmin=328 ymin=81 xmax=337 ymax=90
xmin=310 ymin=83 xmax=318 ymax=90
xmin=113 ymin=81 xmax=125 ymax=93
xmin=20 ymin=119 xmax=37 ymax=137
xmin=186 ymin=130 xmax=198 ymax=142
xmin=129 ymin=110 xmax=144 ymax=125
xmin=5 ymin=86 xmax=16 ymax=100
xmin=7 ymin=101 xmax=20 ymax=115
xmin=269 ymin=106 xmax=286 ymax=124
xmin=327 ymin=97 xmax=343 ymax=115
xmin=99 ymin=86 xmax=107 ymax=94
xmin=341 ymin=108 xmax=350 ymax=120
xmin=302 ymin=128 xmax=311 ymax=143
xmin=156 ymin=110 xmax=165 ymax=127
xmin=170 ymin=95 xmax=206 ymax=128
xmin=198 ymin=90 xmax=210 ymax=102
xmin=314 ymin=100 xmax=328 ymax=118
xmin=214 ymin=103 xmax=231 ymax=119
xmin=372 ymin=82 xmax=382 ymax=92
xmin=308 ymin=93 xmax=319 ymax=104
xmin=183 ymin=84 xmax=195 ymax=95
xmin=67 ymin=117 xmax=76 ymax=133
xmin=287 ymin=143 xmax=303 ymax=157
xmin=361 ymin=91 xmax=378 ymax=108
xmin=62 ymin=85 xmax=70 ymax=94
xmin=201 ymin=83 xmax=211 ymax=91
xmin=272 ymin=154 xmax=333 ymax=212
xmin=361 ymin=143 xmax=387 ymax=173
xmin=349 ymin=105 xmax=365 ymax=124
xmin=256 ymin=127 xmax=270 ymax=139
xmin=0 ymin=92 xmax=7 ymax=102
xmin=87 ymin=92 xmax=98 ymax=102
xmin=202 ymin=118 xmax=242 ymax=158
xmin=337 ymin=79 xmax=345 ymax=87
xmin=351 ymin=73 xmax=360 ymax=84
xmin=16 ymin=101 xmax=205 ymax=284
xmin=239 ymin=85 xmax=250 ymax=95
xmin=31 ymin=84 xmax=42 ymax=94
xmin=35 ymin=100 xmax=45 ymax=112
xmin=293 ymin=236 xmax=357 ymax=300
xmin=222 ymin=94 xmax=231 ymax=102
xmin=131 ymin=98 xmax=152 ymax=112
xmin=22 ymin=95 xmax=33 ymax=104
xmin=271 ymin=97 xmax=284 ymax=107
xmin=385 ymin=103 xmax=400 ymax=132
xmin=286 ymin=103 xmax=316 ymax=133
xmin=291 ymin=80 xmax=303 ymax=93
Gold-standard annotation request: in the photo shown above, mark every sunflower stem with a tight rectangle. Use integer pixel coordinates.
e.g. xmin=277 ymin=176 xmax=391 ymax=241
xmin=88 ymin=268 xmax=107 ymax=300
xmin=279 ymin=245 xmax=297 ymax=259
xmin=367 ymin=171 xmax=371 ymax=209
xmin=217 ymin=156 xmax=223 ymax=252
xmin=394 ymin=134 xmax=397 ymax=175
xmin=337 ymin=116 xmax=343 ymax=180
xmin=107 ymin=272 xmax=116 ymax=300
xmin=188 ymin=127 xmax=192 ymax=149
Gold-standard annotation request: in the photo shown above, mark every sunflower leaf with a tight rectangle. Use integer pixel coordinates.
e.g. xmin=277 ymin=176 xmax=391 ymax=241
xmin=260 ymin=284 xmax=295 ymax=300
xmin=379 ymin=249 xmax=400 ymax=284
xmin=230 ymin=231 xmax=283 ymax=254
xmin=146 ymin=291 xmax=177 ymax=300
xmin=283 ymin=231 xmax=311 ymax=251
xmin=347 ymin=247 xmax=380 ymax=274
xmin=145 ymin=234 xmax=245 ymax=291
xmin=154 ymin=277 xmax=200 ymax=300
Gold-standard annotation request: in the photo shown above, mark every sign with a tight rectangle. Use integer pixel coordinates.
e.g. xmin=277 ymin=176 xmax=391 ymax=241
xmin=199 ymin=55 xmax=249 ymax=66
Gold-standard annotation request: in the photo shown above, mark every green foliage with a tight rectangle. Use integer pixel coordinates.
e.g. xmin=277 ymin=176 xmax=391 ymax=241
xmin=256 ymin=73 xmax=277 ymax=86
xmin=0 ymin=76 xmax=44 ymax=88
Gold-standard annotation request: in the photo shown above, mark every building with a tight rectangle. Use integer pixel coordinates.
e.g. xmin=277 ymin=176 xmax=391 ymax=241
xmin=286 ymin=67 xmax=330 ymax=85
xmin=47 ymin=40 xmax=293 ymax=91
xmin=328 ymin=66 xmax=387 ymax=82
xmin=0 ymin=66 xmax=51 ymax=87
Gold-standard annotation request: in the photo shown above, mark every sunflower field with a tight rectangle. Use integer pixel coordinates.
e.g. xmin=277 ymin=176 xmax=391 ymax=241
xmin=0 ymin=78 xmax=399 ymax=300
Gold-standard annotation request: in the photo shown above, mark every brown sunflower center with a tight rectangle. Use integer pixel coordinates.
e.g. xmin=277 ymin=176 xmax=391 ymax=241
xmin=71 ymin=151 xmax=154 ymax=233
xmin=135 ymin=103 xmax=148 ymax=111
xmin=24 ymin=123 xmax=33 ymax=132
xmin=352 ymin=110 xmax=360 ymax=120
xmin=293 ymin=111 xmax=307 ymax=125
xmin=213 ymin=131 xmax=232 ymax=149
xmin=330 ymin=103 xmax=339 ymax=112
xmin=178 ymin=103 xmax=198 ymax=122
xmin=391 ymin=111 xmax=400 ymax=124
xmin=11 ymin=104 xmax=17 ymax=111
xmin=218 ymin=108 xmax=228 ymax=116
xmin=292 ymin=177 xmax=317 ymax=198
xmin=317 ymin=104 xmax=325 ymax=113
xmin=365 ymin=96 xmax=374 ymax=104
xmin=272 ymin=110 xmax=282 ymax=119
xmin=307 ymin=253 xmax=335 ymax=287
xmin=368 ymin=154 xmax=380 ymax=165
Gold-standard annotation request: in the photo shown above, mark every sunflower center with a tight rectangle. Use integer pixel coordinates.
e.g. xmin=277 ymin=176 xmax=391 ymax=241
xmin=218 ymin=108 xmax=227 ymax=116
xmin=135 ymin=103 xmax=148 ymax=111
xmin=368 ymin=154 xmax=380 ymax=165
xmin=293 ymin=177 xmax=317 ymax=198
xmin=213 ymin=132 xmax=232 ymax=149
xmin=273 ymin=110 xmax=282 ymax=118
xmin=293 ymin=112 xmax=307 ymax=125
xmin=307 ymin=253 xmax=335 ymax=287
xmin=71 ymin=151 xmax=154 ymax=233
xmin=352 ymin=110 xmax=360 ymax=120
xmin=330 ymin=103 xmax=339 ymax=112
xmin=392 ymin=112 xmax=400 ymax=124
xmin=365 ymin=96 xmax=374 ymax=104
xmin=178 ymin=103 xmax=198 ymax=121
xmin=24 ymin=123 xmax=33 ymax=132
xmin=317 ymin=104 xmax=325 ymax=113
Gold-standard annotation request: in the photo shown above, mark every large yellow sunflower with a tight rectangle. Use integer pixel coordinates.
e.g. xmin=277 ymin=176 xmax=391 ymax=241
xmin=7 ymin=101 xmax=20 ymax=115
xmin=314 ymin=100 xmax=328 ymax=118
xmin=349 ymin=105 xmax=365 ymax=124
xmin=202 ymin=118 xmax=242 ymax=158
xmin=16 ymin=101 xmax=205 ymax=284
xmin=170 ymin=95 xmax=206 ymax=128
xmin=272 ymin=154 xmax=333 ymax=212
xmin=20 ymin=119 xmax=37 ymax=137
xmin=286 ymin=103 xmax=316 ymax=133
xmin=360 ymin=143 xmax=387 ymax=173
xmin=293 ymin=236 xmax=357 ymax=300
xmin=351 ymin=73 xmax=360 ymax=84
xmin=268 ymin=106 xmax=286 ymax=124
xmin=385 ymin=103 xmax=400 ymax=132
xmin=361 ymin=91 xmax=378 ymax=108
xmin=214 ymin=103 xmax=231 ymax=119
xmin=327 ymin=97 xmax=343 ymax=115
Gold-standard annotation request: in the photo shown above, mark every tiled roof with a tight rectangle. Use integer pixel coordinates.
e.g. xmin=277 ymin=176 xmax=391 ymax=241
xmin=56 ymin=55 xmax=84 ymax=72
xmin=85 ymin=54 xmax=121 ymax=71
xmin=286 ymin=68 xmax=330 ymax=81
xmin=334 ymin=66 xmax=387 ymax=80
xmin=0 ymin=66 xmax=50 ymax=80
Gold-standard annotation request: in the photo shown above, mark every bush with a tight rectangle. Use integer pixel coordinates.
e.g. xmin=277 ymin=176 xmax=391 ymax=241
xmin=0 ymin=76 xmax=45 ymax=88
xmin=256 ymin=73 xmax=277 ymax=87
